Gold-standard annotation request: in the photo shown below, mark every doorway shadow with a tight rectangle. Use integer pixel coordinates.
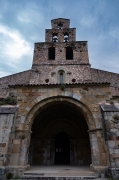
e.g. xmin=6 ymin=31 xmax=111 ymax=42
xmin=55 ymin=132 xmax=70 ymax=165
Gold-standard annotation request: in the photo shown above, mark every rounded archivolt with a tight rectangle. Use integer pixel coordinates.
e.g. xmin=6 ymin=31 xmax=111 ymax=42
xmin=24 ymin=96 xmax=95 ymax=131
xmin=28 ymin=100 xmax=92 ymax=165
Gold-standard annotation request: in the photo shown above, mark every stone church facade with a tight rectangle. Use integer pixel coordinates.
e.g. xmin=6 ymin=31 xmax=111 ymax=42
xmin=0 ymin=18 xmax=119 ymax=178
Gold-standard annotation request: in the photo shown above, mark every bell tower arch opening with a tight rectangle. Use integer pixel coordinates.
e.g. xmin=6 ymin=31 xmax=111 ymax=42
xmin=64 ymin=32 xmax=69 ymax=42
xmin=28 ymin=100 xmax=91 ymax=166
xmin=58 ymin=23 xmax=63 ymax=29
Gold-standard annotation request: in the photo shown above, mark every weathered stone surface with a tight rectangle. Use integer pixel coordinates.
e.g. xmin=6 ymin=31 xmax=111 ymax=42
xmin=12 ymin=144 xmax=21 ymax=153
xmin=0 ymin=143 xmax=6 ymax=147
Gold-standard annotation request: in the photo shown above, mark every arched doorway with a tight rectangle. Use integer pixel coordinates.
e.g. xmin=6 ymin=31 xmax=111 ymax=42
xmin=55 ymin=132 xmax=70 ymax=165
xmin=28 ymin=101 xmax=91 ymax=166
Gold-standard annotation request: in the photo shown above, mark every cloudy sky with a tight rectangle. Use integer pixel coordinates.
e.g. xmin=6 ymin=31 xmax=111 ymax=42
xmin=0 ymin=0 xmax=119 ymax=77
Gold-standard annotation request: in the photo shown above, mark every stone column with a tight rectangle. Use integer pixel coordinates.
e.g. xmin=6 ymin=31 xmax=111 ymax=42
xmin=89 ymin=130 xmax=100 ymax=166
xmin=89 ymin=128 xmax=109 ymax=177
xmin=9 ymin=131 xmax=23 ymax=166
xmin=19 ymin=131 xmax=31 ymax=166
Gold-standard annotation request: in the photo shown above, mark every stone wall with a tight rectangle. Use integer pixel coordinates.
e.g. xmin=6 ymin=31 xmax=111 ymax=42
xmin=30 ymin=64 xmax=91 ymax=84
xmin=101 ymin=104 xmax=119 ymax=178
xmin=51 ymin=18 xmax=70 ymax=29
xmin=0 ymin=106 xmax=18 ymax=179
xmin=0 ymin=67 xmax=119 ymax=99
xmin=7 ymin=84 xmax=111 ymax=168
xmin=33 ymin=41 xmax=89 ymax=64
xmin=31 ymin=139 xmax=54 ymax=165
xmin=91 ymin=68 xmax=119 ymax=97
xmin=70 ymin=139 xmax=91 ymax=165
xmin=0 ymin=107 xmax=17 ymax=166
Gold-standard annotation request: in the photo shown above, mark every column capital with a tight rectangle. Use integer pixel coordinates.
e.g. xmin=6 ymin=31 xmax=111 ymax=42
xmin=15 ymin=130 xmax=31 ymax=139
xmin=88 ymin=128 xmax=103 ymax=133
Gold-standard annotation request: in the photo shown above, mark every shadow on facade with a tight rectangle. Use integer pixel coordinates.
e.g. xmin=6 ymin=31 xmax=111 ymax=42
xmin=28 ymin=101 xmax=91 ymax=166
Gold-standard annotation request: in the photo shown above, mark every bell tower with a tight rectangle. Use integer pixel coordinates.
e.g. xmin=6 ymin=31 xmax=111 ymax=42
xmin=31 ymin=18 xmax=91 ymax=84
xmin=45 ymin=18 xmax=76 ymax=42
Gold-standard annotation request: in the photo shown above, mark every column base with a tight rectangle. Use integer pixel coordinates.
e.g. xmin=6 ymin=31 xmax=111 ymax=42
xmin=90 ymin=164 xmax=109 ymax=178
xmin=109 ymin=168 xmax=119 ymax=179
xmin=0 ymin=166 xmax=8 ymax=180
xmin=0 ymin=165 xmax=29 ymax=179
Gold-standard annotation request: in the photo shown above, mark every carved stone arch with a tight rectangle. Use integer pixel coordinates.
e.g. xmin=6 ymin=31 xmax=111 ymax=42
xmin=20 ymin=95 xmax=107 ymax=167
xmin=53 ymin=66 xmax=69 ymax=74
xmin=51 ymin=66 xmax=71 ymax=83
xmin=24 ymin=95 xmax=96 ymax=131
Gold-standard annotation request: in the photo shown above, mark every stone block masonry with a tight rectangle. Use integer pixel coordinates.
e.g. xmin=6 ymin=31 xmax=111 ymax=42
xmin=101 ymin=104 xmax=119 ymax=178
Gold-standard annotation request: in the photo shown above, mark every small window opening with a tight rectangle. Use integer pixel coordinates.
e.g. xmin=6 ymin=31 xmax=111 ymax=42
xmin=52 ymin=33 xmax=58 ymax=42
xmin=64 ymin=33 xmax=69 ymax=42
xmin=66 ymin=47 xmax=73 ymax=60
xmin=58 ymin=70 xmax=64 ymax=84
xmin=49 ymin=47 xmax=55 ymax=60
xmin=60 ymin=72 xmax=63 ymax=84
xmin=58 ymin=23 xmax=63 ymax=29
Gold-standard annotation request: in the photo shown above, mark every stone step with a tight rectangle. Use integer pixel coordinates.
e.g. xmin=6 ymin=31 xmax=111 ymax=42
xmin=23 ymin=173 xmax=95 ymax=176
xmin=22 ymin=172 xmax=96 ymax=180
xmin=22 ymin=166 xmax=97 ymax=180
xmin=22 ymin=176 xmax=96 ymax=180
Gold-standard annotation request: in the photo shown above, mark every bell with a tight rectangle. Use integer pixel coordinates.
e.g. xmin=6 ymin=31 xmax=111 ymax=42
xmin=64 ymin=35 xmax=69 ymax=42
xmin=58 ymin=25 xmax=62 ymax=29
xmin=53 ymin=36 xmax=58 ymax=42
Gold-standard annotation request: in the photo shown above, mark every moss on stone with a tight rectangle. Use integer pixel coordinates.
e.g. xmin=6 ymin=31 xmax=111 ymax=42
xmin=0 ymin=96 xmax=17 ymax=105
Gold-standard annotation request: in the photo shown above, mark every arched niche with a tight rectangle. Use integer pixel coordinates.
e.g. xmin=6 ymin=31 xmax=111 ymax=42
xmin=51 ymin=66 xmax=71 ymax=84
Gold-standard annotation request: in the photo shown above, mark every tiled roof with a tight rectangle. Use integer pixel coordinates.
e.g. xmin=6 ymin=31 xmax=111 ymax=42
xmin=9 ymin=82 xmax=110 ymax=87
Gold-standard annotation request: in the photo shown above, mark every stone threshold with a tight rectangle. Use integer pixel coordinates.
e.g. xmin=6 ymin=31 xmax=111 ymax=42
xmin=22 ymin=177 xmax=96 ymax=180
